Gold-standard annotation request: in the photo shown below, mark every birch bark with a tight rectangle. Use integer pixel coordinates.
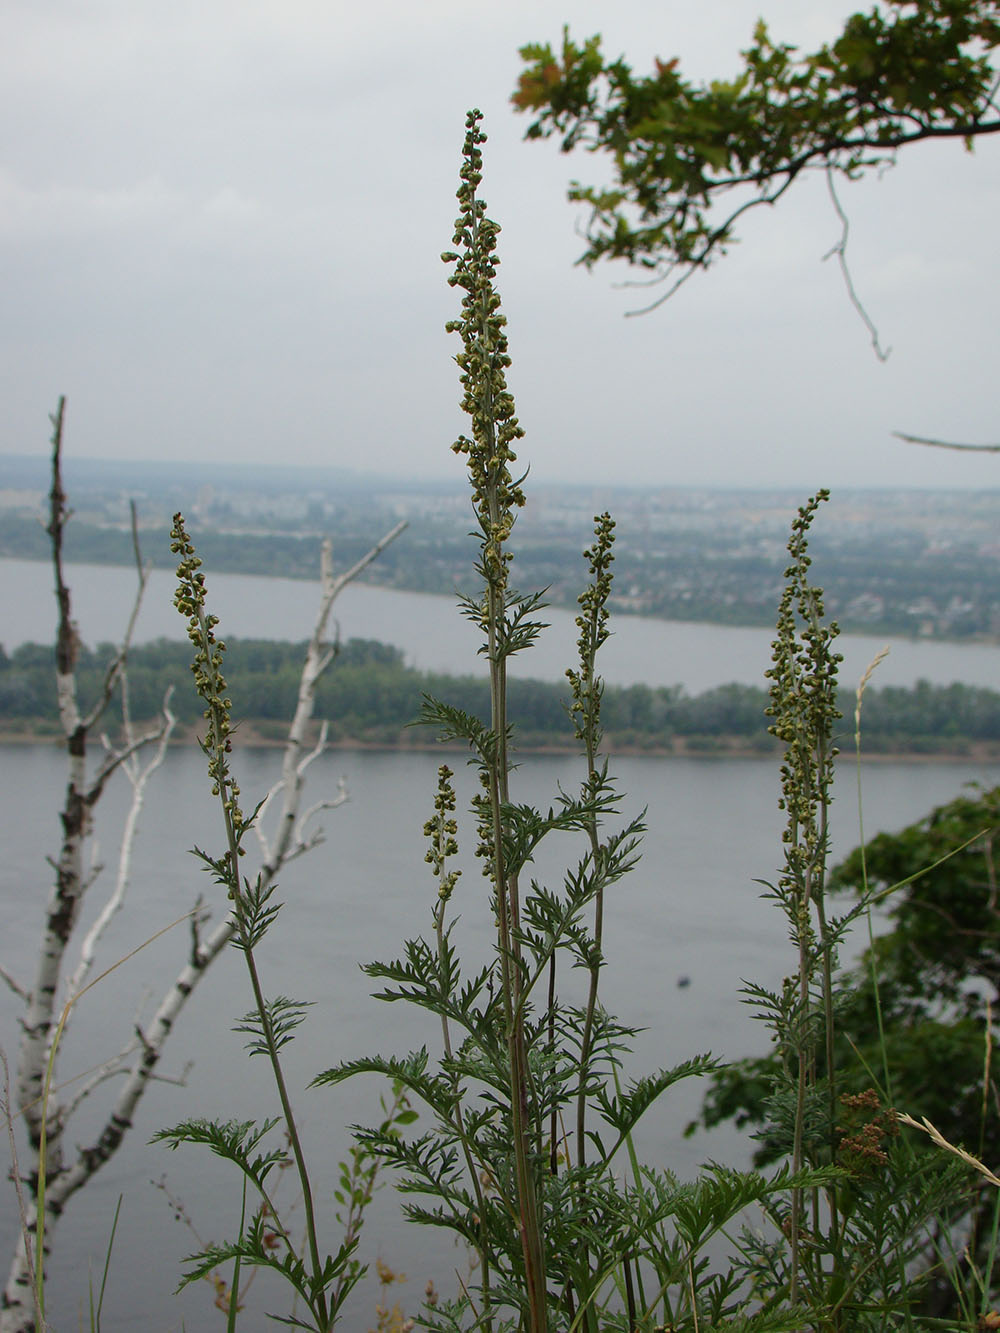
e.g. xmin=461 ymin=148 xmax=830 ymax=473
xmin=1 ymin=402 xmax=406 ymax=1332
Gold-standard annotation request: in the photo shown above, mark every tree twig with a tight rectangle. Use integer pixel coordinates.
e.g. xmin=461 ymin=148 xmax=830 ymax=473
xmin=67 ymin=690 xmax=176 ymax=1007
xmin=256 ymin=522 xmax=406 ymax=878
xmin=822 ymin=168 xmax=890 ymax=362
xmin=0 ymin=968 xmax=28 ymax=1004
xmin=894 ymin=431 xmax=1000 ymax=452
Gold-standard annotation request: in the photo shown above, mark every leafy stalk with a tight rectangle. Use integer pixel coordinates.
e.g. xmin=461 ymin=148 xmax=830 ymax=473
xmin=169 ymin=516 xmax=331 ymax=1329
xmin=765 ymin=491 xmax=842 ymax=1311
xmin=316 ymin=109 xmax=756 ymax=1333
xmin=568 ymin=511 xmax=617 ymax=1172
xmin=425 ymin=764 xmax=493 ymax=1320
xmin=443 ymin=108 xmax=547 ymax=1332
xmin=565 ymin=513 xmax=617 ymax=1333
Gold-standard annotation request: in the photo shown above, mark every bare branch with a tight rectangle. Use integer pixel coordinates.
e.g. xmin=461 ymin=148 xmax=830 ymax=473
xmin=79 ymin=577 xmax=150 ymax=734
xmin=57 ymin=1048 xmax=190 ymax=1123
xmin=60 ymin=1049 xmax=134 ymax=1121
xmin=622 ymin=171 xmax=801 ymax=316
xmin=18 ymin=401 xmax=95 ymax=1180
xmin=5 ymin=404 xmax=173 ymax=1331
xmin=39 ymin=912 xmax=237 ymax=1213
xmin=257 ymin=521 xmax=406 ymax=877
xmin=189 ymin=895 xmax=210 ymax=964
xmin=150 ymin=1060 xmax=194 ymax=1088
xmin=297 ymin=718 xmax=331 ymax=781
xmin=273 ymin=778 xmax=351 ymax=868
xmin=81 ymin=840 xmax=104 ymax=895
xmin=328 ymin=519 xmax=407 ymax=602
xmin=0 ymin=968 xmax=28 ymax=1004
xmin=254 ymin=720 xmax=334 ymax=862
xmin=68 ymin=690 xmax=177 ymax=1006
xmin=822 ymin=169 xmax=891 ymax=362
xmin=894 ymin=431 xmax=1000 ymax=452
xmin=86 ymin=713 xmax=174 ymax=806
xmin=129 ymin=498 xmax=143 ymax=579
xmin=47 ymin=400 xmax=72 ymax=670
xmin=296 ymin=777 xmax=349 ymax=847
xmin=80 ymin=497 xmax=153 ymax=735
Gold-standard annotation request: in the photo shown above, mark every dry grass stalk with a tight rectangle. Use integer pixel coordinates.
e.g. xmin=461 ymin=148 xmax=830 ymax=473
xmin=897 ymin=1111 xmax=1000 ymax=1189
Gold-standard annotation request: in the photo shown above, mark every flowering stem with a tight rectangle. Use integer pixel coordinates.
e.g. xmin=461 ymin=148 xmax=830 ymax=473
xmin=172 ymin=517 xmax=329 ymax=1330
xmin=444 ymin=109 xmax=547 ymax=1331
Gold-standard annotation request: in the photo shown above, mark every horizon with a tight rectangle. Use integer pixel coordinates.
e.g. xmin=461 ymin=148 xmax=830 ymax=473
xmin=5 ymin=450 xmax=1000 ymax=497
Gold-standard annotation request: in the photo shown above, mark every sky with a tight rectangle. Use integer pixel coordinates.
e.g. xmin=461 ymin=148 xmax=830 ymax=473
xmin=2 ymin=0 xmax=999 ymax=492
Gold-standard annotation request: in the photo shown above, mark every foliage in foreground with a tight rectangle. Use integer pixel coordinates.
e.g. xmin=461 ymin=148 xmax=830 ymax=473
xmin=696 ymin=781 xmax=1000 ymax=1317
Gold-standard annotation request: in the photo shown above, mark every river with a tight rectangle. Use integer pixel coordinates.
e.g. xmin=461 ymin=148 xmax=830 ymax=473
xmin=1 ymin=742 xmax=997 ymax=1330
xmin=3 ymin=557 xmax=1000 ymax=695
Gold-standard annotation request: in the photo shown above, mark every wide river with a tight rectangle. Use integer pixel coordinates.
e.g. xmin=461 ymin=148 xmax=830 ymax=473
xmin=4 ymin=556 xmax=1000 ymax=693
xmin=2 ymin=739 xmax=998 ymax=1329
xmin=3 ymin=557 xmax=1000 ymax=1327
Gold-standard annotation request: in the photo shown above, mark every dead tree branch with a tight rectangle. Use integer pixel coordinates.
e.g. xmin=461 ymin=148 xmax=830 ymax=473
xmin=66 ymin=689 xmax=177 ymax=1007
xmin=822 ymin=168 xmax=891 ymax=362
xmin=1 ymin=445 xmax=406 ymax=1331
xmin=0 ymin=1051 xmax=46 ymax=1333
xmin=895 ymin=431 xmax=1000 ymax=452
xmin=5 ymin=400 xmax=171 ymax=1332
xmin=255 ymin=522 xmax=407 ymax=879
xmin=0 ymin=970 xmax=28 ymax=1004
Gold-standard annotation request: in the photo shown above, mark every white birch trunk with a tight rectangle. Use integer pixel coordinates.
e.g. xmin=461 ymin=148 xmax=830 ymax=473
xmin=1 ymin=419 xmax=406 ymax=1332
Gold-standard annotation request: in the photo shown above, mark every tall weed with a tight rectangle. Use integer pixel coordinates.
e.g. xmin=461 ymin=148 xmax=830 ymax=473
xmin=315 ymin=112 xmax=840 ymax=1333
xmin=150 ymin=109 xmax=989 ymax=1333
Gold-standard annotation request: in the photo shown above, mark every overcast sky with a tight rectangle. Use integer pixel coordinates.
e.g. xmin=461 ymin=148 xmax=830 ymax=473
xmin=3 ymin=1 xmax=999 ymax=492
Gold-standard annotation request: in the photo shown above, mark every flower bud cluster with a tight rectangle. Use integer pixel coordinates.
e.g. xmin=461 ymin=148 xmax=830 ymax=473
xmin=170 ymin=513 xmax=245 ymax=831
xmin=470 ymin=770 xmax=496 ymax=885
xmin=567 ymin=511 xmax=616 ymax=745
xmin=836 ymin=1088 xmax=898 ymax=1179
xmin=765 ymin=491 xmax=842 ymax=895
xmin=423 ymin=765 xmax=462 ymax=903
xmin=443 ymin=110 xmax=525 ymax=597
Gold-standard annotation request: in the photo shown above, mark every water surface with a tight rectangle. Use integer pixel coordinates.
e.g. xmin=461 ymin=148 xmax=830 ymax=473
xmin=1 ymin=744 xmax=995 ymax=1329
xmin=4 ymin=557 xmax=1000 ymax=694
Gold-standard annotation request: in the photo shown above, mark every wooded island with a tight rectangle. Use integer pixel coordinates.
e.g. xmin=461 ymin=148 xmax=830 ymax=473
xmin=3 ymin=635 xmax=997 ymax=755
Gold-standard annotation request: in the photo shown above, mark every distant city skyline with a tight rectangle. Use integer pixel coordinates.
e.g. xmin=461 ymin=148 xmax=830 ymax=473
xmin=3 ymin=2 xmax=999 ymax=493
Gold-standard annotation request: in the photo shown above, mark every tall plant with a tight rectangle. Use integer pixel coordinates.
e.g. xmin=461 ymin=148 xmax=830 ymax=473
xmin=317 ymin=110 xmax=826 ymax=1333
xmin=764 ymin=491 xmax=844 ymax=1300
xmin=725 ymin=493 xmax=967 ymax=1329
xmin=155 ymin=516 xmax=414 ymax=1331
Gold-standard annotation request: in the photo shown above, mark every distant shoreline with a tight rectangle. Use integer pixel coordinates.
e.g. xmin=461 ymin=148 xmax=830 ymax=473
xmin=5 ymin=550 xmax=1000 ymax=648
xmin=4 ymin=723 xmax=999 ymax=764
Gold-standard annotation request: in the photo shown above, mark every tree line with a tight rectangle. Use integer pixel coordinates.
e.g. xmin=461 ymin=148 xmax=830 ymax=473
xmin=2 ymin=634 xmax=998 ymax=753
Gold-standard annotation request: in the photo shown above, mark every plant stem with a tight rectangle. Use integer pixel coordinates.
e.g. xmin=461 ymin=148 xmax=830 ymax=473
xmin=431 ymin=887 xmax=493 ymax=1326
xmin=446 ymin=107 xmax=547 ymax=1331
xmin=192 ymin=598 xmax=329 ymax=1329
